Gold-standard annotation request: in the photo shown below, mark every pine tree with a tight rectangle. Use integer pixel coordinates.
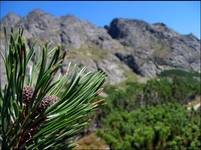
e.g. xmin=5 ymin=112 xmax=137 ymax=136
xmin=0 ymin=28 xmax=106 ymax=149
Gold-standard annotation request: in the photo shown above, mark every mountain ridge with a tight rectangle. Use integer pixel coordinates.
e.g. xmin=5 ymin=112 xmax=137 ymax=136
xmin=0 ymin=9 xmax=200 ymax=84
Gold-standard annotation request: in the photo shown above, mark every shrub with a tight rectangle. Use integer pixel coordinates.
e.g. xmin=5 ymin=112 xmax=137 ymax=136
xmin=159 ymin=69 xmax=200 ymax=78
xmin=98 ymin=103 xmax=201 ymax=149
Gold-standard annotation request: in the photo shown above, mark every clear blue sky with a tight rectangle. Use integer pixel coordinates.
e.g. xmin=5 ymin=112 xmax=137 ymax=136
xmin=0 ymin=1 xmax=200 ymax=38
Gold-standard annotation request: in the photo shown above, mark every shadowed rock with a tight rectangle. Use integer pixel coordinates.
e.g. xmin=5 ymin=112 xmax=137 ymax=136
xmin=0 ymin=10 xmax=200 ymax=84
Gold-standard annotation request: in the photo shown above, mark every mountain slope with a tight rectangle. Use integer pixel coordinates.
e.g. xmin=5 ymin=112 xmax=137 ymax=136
xmin=0 ymin=9 xmax=200 ymax=84
xmin=107 ymin=18 xmax=200 ymax=76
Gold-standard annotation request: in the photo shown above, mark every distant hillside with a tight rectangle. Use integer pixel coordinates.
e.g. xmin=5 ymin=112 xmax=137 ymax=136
xmin=0 ymin=9 xmax=200 ymax=84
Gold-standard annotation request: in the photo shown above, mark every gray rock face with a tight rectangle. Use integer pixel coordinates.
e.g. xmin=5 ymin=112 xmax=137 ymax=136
xmin=0 ymin=10 xmax=200 ymax=84
xmin=0 ymin=13 xmax=21 ymax=29
xmin=59 ymin=15 xmax=122 ymax=51
xmin=95 ymin=56 xmax=128 ymax=85
xmin=107 ymin=18 xmax=200 ymax=76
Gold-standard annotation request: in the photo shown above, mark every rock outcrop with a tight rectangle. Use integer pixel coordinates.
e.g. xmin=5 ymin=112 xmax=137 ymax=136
xmin=107 ymin=18 xmax=200 ymax=76
xmin=0 ymin=10 xmax=200 ymax=84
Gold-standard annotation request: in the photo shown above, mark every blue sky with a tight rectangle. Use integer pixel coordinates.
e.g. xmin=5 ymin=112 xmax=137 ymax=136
xmin=0 ymin=1 xmax=200 ymax=38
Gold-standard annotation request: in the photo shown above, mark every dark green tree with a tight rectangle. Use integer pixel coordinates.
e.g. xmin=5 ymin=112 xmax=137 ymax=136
xmin=0 ymin=29 xmax=106 ymax=149
xmin=98 ymin=104 xmax=201 ymax=150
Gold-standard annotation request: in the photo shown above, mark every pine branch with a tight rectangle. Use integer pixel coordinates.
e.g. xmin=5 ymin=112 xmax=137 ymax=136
xmin=0 ymin=28 xmax=106 ymax=149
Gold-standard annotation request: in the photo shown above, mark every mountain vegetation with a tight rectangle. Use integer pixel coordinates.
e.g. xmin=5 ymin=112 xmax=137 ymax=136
xmin=0 ymin=10 xmax=200 ymax=149
xmin=96 ymin=73 xmax=200 ymax=149
xmin=98 ymin=104 xmax=200 ymax=150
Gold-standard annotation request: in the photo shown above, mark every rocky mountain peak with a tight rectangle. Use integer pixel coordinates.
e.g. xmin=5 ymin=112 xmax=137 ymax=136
xmin=107 ymin=17 xmax=200 ymax=76
xmin=0 ymin=10 xmax=200 ymax=84
xmin=153 ymin=22 xmax=166 ymax=27
xmin=25 ymin=9 xmax=57 ymax=25
xmin=152 ymin=22 xmax=179 ymax=38
xmin=108 ymin=18 xmax=151 ymax=39
xmin=111 ymin=18 xmax=149 ymax=26
xmin=19 ymin=9 xmax=60 ymax=38
xmin=60 ymin=15 xmax=81 ymax=23
xmin=186 ymin=33 xmax=199 ymax=41
xmin=0 ymin=13 xmax=21 ymax=28
xmin=27 ymin=9 xmax=50 ymax=17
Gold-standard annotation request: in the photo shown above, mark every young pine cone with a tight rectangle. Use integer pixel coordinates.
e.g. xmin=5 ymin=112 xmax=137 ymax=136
xmin=23 ymin=86 xmax=34 ymax=105
xmin=37 ymin=95 xmax=58 ymax=113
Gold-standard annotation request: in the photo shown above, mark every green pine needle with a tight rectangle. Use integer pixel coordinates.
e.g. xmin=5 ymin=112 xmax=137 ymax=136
xmin=0 ymin=28 xmax=106 ymax=149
